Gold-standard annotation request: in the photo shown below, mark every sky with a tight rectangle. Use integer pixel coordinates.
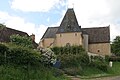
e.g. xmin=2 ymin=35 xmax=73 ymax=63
xmin=0 ymin=0 xmax=120 ymax=43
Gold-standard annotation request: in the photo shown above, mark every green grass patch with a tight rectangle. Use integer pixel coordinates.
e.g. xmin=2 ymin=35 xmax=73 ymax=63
xmin=107 ymin=62 xmax=120 ymax=75
xmin=0 ymin=64 xmax=69 ymax=80
xmin=82 ymin=67 xmax=105 ymax=76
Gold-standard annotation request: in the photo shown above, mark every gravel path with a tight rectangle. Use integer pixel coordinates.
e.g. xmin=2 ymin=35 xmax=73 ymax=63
xmin=69 ymin=76 xmax=120 ymax=80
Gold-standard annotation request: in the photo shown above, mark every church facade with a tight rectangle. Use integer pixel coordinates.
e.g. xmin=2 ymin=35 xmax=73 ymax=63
xmin=39 ymin=8 xmax=111 ymax=55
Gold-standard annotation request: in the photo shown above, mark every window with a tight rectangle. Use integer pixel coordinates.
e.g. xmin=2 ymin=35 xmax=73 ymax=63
xmin=66 ymin=43 xmax=70 ymax=47
xmin=75 ymin=33 xmax=77 ymax=36
xmin=98 ymin=49 xmax=100 ymax=52
xmin=60 ymin=34 xmax=62 ymax=37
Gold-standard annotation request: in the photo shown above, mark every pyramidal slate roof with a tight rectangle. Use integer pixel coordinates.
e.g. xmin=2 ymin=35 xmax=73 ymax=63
xmin=57 ymin=8 xmax=81 ymax=33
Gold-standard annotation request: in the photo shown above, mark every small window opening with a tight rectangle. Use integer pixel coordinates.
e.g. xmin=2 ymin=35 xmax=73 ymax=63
xmin=98 ymin=50 xmax=100 ymax=52
xmin=75 ymin=33 xmax=77 ymax=36
xmin=60 ymin=34 xmax=62 ymax=37
xmin=66 ymin=43 xmax=70 ymax=47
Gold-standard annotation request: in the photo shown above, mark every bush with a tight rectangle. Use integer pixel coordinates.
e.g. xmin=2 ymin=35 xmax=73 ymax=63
xmin=8 ymin=46 xmax=41 ymax=66
xmin=0 ymin=43 xmax=9 ymax=65
xmin=51 ymin=46 xmax=89 ymax=69
xmin=40 ymin=48 xmax=56 ymax=65
xmin=52 ymin=68 xmax=64 ymax=77
xmin=0 ymin=43 xmax=8 ymax=54
xmin=90 ymin=56 xmax=108 ymax=72
xmin=51 ymin=45 xmax=86 ymax=55
xmin=58 ymin=54 xmax=89 ymax=69
xmin=10 ymin=34 xmax=33 ymax=48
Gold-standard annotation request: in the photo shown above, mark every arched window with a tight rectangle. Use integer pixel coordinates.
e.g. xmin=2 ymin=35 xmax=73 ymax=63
xmin=66 ymin=43 xmax=70 ymax=47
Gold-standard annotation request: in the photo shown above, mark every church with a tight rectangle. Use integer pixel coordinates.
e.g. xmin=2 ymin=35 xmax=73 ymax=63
xmin=39 ymin=8 xmax=111 ymax=55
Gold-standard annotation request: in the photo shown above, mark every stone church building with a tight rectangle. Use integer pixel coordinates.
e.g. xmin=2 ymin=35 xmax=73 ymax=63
xmin=39 ymin=8 xmax=111 ymax=55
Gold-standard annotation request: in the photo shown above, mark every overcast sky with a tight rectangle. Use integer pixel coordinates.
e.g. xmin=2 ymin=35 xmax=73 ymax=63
xmin=0 ymin=0 xmax=120 ymax=43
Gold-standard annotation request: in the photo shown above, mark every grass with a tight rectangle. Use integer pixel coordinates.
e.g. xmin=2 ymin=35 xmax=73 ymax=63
xmin=107 ymin=62 xmax=120 ymax=75
xmin=0 ymin=64 xmax=69 ymax=80
xmin=78 ymin=62 xmax=120 ymax=79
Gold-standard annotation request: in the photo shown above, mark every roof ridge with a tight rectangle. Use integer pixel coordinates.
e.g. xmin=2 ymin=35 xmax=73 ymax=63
xmin=82 ymin=26 xmax=110 ymax=29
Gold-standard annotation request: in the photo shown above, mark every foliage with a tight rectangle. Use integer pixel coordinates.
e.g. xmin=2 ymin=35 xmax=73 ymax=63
xmin=89 ymin=56 xmax=109 ymax=72
xmin=51 ymin=46 xmax=89 ymax=68
xmin=10 ymin=34 xmax=33 ymax=48
xmin=0 ymin=43 xmax=8 ymax=54
xmin=0 ymin=64 xmax=68 ymax=80
xmin=0 ymin=43 xmax=41 ymax=66
xmin=111 ymin=36 xmax=120 ymax=56
xmin=8 ymin=46 xmax=41 ymax=66
xmin=0 ymin=23 xmax=5 ymax=30
xmin=38 ymin=48 xmax=57 ymax=66
xmin=0 ymin=43 xmax=68 ymax=80
xmin=51 ymin=46 xmax=89 ymax=76
xmin=0 ymin=43 xmax=9 ymax=64
xmin=51 ymin=45 xmax=85 ymax=55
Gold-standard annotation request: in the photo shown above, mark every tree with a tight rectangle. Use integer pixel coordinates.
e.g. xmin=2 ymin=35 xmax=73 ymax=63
xmin=111 ymin=36 xmax=120 ymax=56
xmin=10 ymin=34 xmax=33 ymax=48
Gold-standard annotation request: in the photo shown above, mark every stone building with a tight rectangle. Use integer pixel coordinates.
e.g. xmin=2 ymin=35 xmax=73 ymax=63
xmin=39 ymin=8 xmax=111 ymax=55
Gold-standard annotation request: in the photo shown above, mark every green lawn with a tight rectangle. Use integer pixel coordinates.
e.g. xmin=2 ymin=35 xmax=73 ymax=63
xmin=79 ymin=62 xmax=120 ymax=79
xmin=0 ymin=64 xmax=69 ymax=80
xmin=108 ymin=62 xmax=120 ymax=75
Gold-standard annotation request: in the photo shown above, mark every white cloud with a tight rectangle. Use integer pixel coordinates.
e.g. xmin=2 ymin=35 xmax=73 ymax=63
xmin=64 ymin=0 xmax=120 ymax=41
xmin=11 ymin=0 xmax=65 ymax=12
xmin=1 ymin=0 xmax=120 ymax=43
xmin=0 ymin=11 xmax=47 ymax=43
xmin=35 ymin=25 xmax=48 ymax=43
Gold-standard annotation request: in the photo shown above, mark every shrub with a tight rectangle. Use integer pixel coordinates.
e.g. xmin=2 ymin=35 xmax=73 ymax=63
xmin=0 ymin=43 xmax=9 ymax=64
xmin=51 ymin=45 xmax=86 ymax=55
xmin=90 ymin=56 xmax=108 ymax=72
xmin=0 ymin=43 xmax=8 ymax=54
xmin=8 ymin=46 xmax=41 ymax=66
xmin=10 ymin=34 xmax=33 ymax=48
xmin=52 ymin=68 xmax=64 ymax=77
xmin=51 ymin=46 xmax=89 ymax=69
xmin=39 ymin=48 xmax=57 ymax=66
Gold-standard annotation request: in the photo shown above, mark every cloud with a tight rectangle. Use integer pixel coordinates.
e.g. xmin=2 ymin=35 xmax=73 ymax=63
xmin=64 ymin=0 xmax=120 ymax=41
xmin=0 ymin=11 xmax=47 ymax=43
xmin=10 ymin=0 xmax=65 ymax=12
xmin=2 ymin=0 xmax=120 ymax=43
xmin=35 ymin=25 xmax=48 ymax=43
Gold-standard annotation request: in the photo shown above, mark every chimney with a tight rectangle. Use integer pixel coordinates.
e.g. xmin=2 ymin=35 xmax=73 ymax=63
xmin=30 ymin=33 xmax=35 ymax=41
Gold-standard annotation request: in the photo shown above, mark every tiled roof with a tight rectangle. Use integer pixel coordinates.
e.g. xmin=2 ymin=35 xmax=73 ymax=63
xmin=57 ymin=8 xmax=81 ymax=33
xmin=82 ymin=26 xmax=110 ymax=43
xmin=0 ymin=27 xmax=29 ymax=42
xmin=41 ymin=27 xmax=58 ymax=39
xmin=0 ymin=27 xmax=38 ymax=48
